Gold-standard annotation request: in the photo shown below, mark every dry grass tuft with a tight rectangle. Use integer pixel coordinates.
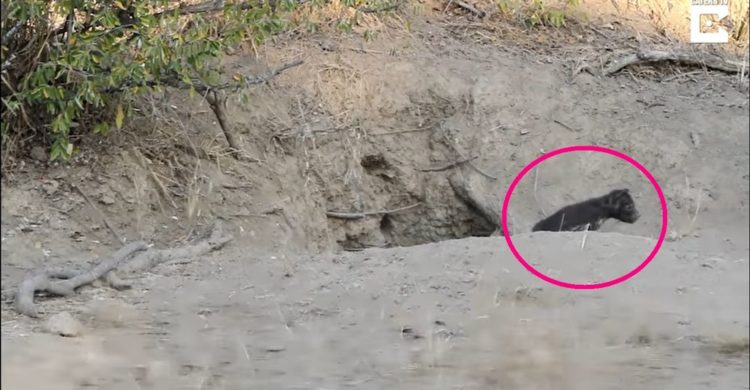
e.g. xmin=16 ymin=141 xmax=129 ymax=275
xmin=313 ymin=59 xmax=371 ymax=123
xmin=668 ymin=175 xmax=705 ymax=241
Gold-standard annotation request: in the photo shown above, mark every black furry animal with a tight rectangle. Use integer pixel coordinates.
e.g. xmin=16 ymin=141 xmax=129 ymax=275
xmin=532 ymin=189 xmax=640 ymax=232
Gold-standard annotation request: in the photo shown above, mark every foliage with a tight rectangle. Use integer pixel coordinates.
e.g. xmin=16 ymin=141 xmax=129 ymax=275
xmin=496 ymin=0 xmax=579 ymax=28
xmin=1 ymin=0 xmax=287 ymax=161
xmin=0 ymin=0 xmax=397 ymax=162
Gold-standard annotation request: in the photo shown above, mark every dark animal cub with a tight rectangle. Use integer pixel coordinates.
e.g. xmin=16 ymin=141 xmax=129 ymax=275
xmin=532 ymin=189 xmax=640 ymax=232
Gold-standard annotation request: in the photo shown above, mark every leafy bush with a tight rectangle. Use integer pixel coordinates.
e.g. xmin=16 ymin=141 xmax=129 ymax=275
xmin=1 ymin=0 xmax=287 ymax=161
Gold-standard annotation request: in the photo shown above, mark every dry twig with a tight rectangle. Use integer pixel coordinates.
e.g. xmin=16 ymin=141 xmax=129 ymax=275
xmin=454 ymin=0 xmax=486 ymax=18
xmin=552 ymin=119 xmax=578 ymax=132
xmin=416 ymin=156 xmax=478 ymax=172
xmin=369 ymin=128 xmax=432 ymax=136
xmin=359 ymin=3 xmax=399 ymax=13
xmin=326 ymin=203 xmax=421 ymax=220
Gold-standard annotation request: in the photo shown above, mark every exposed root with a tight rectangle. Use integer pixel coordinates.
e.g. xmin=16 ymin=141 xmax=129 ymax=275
xmin=14 ymin=223 xmax=233 ymax=318
xmin=15 ymin=242 xmax=148 ymax=317
xmin=117 ymin=223 xmax=233 ymax=273
xmin=604 ymin=48 xmax=749 ymax=76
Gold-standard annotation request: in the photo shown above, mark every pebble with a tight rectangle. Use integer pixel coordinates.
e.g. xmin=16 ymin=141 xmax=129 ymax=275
xmin=44 ymin=311 xmax=83 ymax=337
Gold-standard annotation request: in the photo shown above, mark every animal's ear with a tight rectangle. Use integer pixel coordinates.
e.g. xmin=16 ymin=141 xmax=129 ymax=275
xmin=610 ymin=189 xmax=630 ymax=198
xmin=604 ymin=189 xmax=629 ymax=206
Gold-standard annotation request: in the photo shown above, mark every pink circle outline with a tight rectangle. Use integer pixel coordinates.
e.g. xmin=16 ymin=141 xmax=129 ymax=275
xmin=500 ymin=145 xmax=668 ymax=290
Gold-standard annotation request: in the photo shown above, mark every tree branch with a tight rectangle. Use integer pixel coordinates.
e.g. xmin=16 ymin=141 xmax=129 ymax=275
xmin=326 ymin=203 xmax=422 ymax=220
xmin=605 ymin=48 xmax=749 ymax=76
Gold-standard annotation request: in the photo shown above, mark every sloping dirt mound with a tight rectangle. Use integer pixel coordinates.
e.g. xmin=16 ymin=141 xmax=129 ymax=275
xmin=2 ymin=233 xmax=747 ymax=389
xmin=3 ymin=26 xmax=746 ymax=254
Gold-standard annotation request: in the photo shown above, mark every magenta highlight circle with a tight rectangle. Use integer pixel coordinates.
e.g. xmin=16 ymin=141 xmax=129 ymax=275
xmin=501 ymin=145 xmax=668 ymax=290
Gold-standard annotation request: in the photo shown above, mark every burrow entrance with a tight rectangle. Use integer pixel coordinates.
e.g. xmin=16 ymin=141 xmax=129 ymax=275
xmin=323 ymin=148 xmax=499 ymax=252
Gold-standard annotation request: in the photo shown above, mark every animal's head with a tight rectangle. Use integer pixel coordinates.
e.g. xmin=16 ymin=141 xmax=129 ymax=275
xmin=604 ymin=189 xmax=640 ymax=223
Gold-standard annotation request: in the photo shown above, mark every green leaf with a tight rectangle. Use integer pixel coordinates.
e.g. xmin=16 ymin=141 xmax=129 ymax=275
xmin=115 ymin=104 xmax=125 ymax=129
xmin=94 ymin=122 xmax=110 ymax=134
xmin=49 ymin=146 xmax=61 ymax=161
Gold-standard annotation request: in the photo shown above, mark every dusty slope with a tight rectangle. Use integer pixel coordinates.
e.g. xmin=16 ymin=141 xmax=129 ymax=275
xmin=2 ymin=233 xmax=748 ymax=389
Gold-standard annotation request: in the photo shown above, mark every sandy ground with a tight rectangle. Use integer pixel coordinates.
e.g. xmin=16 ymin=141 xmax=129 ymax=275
xmin=2 ymin=2 xmax=749 ymax=389
xmin=2 ymin=233 xmax=748 ymax=389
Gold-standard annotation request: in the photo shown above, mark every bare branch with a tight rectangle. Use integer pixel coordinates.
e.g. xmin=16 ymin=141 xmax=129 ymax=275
xmin=416 ymin=156 xmax=478 ymax=172
xmin=326 ymin=203 xmax=422 ymax=220
xmin=605 ymin=48 xmax=749 ymax=76
xmin=454 ymin=0 xmax=486 ymax=18
xmin=2 ymin=20 xmax=23 ymax=43
xmin=358 ymin=3 xmax=400 ymax=13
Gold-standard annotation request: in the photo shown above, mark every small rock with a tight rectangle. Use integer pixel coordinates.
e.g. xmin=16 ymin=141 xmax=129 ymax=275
xmin=689 ymin=131 xmax=701 ymax=147
xmin=131 ymin=361 xmax=172 ymax=387
xmin=400 ymin=326 xmax=422 ymax=340
xmin=45 ymin=311 xmax=83 ymax=337
xmin=319 ymin=39 xmax=338 ymax=52
xmin=30 ymin=146 xmax=48 ymax=162
xmin=87 ymin=299 xmax=139 ymax=327
xmin=99 ymin=194 xmax=115 ymax=205
xmin=41 ymin=180 xmax=59 ymax=196
xmin=97 ymin=186 xmax=116 ymax=205
xmin=520 ymin=129 xmax=530 ymax=135
xmin=50 ymin=169 xmax=67 ymax=179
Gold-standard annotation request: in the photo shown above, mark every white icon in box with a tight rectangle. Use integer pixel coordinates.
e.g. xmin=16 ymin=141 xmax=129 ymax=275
xmin=690 ymin=2 xmax=731 ymax=43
